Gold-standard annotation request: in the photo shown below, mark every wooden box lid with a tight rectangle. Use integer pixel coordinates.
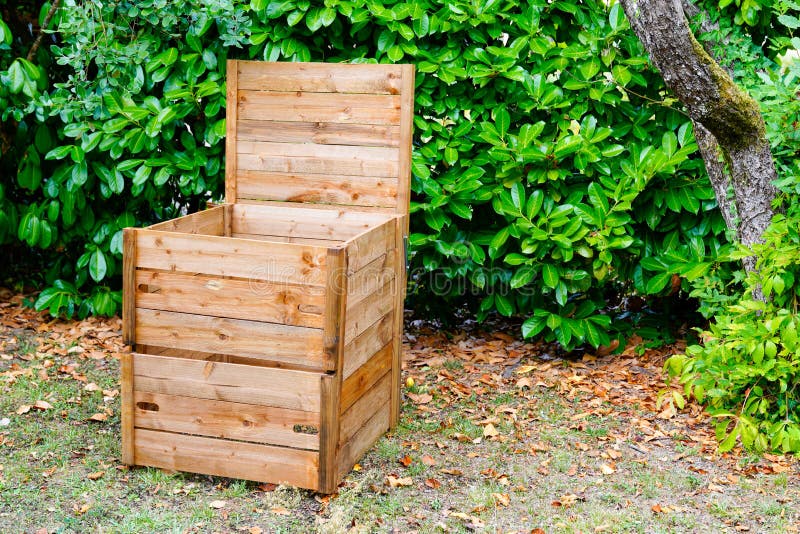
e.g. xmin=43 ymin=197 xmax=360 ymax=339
xmin=225 ymin=60 xmax=414 ymax=221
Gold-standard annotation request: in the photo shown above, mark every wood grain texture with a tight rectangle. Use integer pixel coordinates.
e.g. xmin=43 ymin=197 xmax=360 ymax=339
xmin=132 ymin=352 xmax=321 ymax=412
xmin=236 ymin=61 xmax=404 ymax=94
xmin=344 ymin=279 xmax=395 ymax=345
xmin=122 ymin=228 xmax=136 ymax=346
xmin=342 ymin=312 xmax=393 ymax=379
xmin=339 ymin=371 xmax=390 ymax=447
xmin=135 ymin=309 xmax=325 ymax=369
xmin=135 ymin=230 xmax=328 ymax=286
xmin=231 ymin=203 xmax=389 ymax=240
xmin=341 ymin=342 xmax=392 ymax=413
xmin=346 ymin=252 xmax=396 ymax=311
xmin=120 ymin=351 xmax=134 ymax=464
xmin=236 ymin=171 xmax=399 ymax=208
xmin=322 ymin=248 xmax=348 ymax=372
xmin=346 ymin=218 xmax=397 ymax=274
xmin=135 ymin=429 xmax=319 ymax=489
xmin=391 ymin=216 xmax=407 ymax=427
xmin=336 ymin=404 xmax=390 ymax=482
xmin=146 ymin=207 xmax=225 ymax=235
xmin=135 ymin=270 xmax=325 ymax=328
xmin=226 ymin=60 xmax=238 ymax=203
xmin=133 ymin=390 xmax=320 ymax=450
xmin=318 ymin=374 xmax=340 ymax=493
xmin=237 ymin=152 xmax=398 ymax=178
xmin=237 ymin=120 xmax=400 ymax=147
xmin=397 ymin=65 xmax=415 ymax=224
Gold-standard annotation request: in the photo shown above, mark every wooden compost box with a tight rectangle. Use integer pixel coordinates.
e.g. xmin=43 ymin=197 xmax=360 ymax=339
xmin=120 ymin=60 xmax=414 ymax=493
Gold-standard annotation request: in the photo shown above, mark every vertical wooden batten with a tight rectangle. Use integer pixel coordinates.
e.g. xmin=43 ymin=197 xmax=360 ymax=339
xmin=122 ymin=228 xmax=136 ymax=347
xmin=225 ymin=60 xmax=239 ymax=204
xmin=120 ymin=352 xmax=135 ymax=465
xmin=396 ymin=64 xmax=415 ymax=234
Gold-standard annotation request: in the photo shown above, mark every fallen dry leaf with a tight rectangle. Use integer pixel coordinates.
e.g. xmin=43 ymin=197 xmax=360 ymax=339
xmin=407 ymin=393 xmax=433 ymax=404
xmin=386 ymin=475 xmax=413 ymax=488
xmin=86 ymin=471 xmax=104 ymax=480
xmin=483 ymin=423 xmax=500 ymax=438
xmin=492 ymin=492 xmax=510 ymax=507
xmin=16 ymin=405 xmax=31 ymax=415
xmin=421 ymin=454 xmax=436 ymax=466
xmin=399 ymin=455 xmax=413 ymax=467
xmin=33 ymin=400 xmax=52 ymax=410
xmin=425 ymin=477 xmax=441 ymax=489
xmin=599 ymin=463 xmax=616 ymax=475
xmin=88 ymin=413 xmax=108 ymax=422
xmin=270 ymin=506 xmax=290 ymax=515
xmin=209 ymin=500 xmax=227 ymax=509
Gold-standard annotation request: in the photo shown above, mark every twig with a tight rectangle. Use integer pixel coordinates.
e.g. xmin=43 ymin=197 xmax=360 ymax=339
xmin=26 ymin=0 xmax=61 ymax=62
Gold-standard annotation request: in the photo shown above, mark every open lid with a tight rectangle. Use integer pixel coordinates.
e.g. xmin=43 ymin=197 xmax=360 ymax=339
xmin=225 ymin=60 xmax=415 ymax=224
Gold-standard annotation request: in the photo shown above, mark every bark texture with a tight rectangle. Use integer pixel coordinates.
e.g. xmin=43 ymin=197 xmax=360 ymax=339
xmin=620 ymin=0 xmax=778 ymax=268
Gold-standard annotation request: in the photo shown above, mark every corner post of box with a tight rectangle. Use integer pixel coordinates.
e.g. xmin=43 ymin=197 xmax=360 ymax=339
xmin=120 ymin=351 xmax=135 ymax=465
xmin=390 ymin=216 xmax=407 ymax=428
xmin=319 ymin=247 xmax=347 ymax=493
xmin=122 ymin=227 xmax=136 ymax=347
xmin=225 ymin=59 xmax=239 ymax=204
xmin=397 ymin=64 xmax=415 ymax=235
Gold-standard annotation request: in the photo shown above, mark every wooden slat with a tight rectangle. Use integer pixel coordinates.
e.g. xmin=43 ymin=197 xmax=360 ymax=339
xmin=341 ymin=342 xmax=393 ymax=413
xmin=133 ymin=391 xmax=319 ymax=450
xmin=336 ymin=404 xmax=390 ymax=481
xmin=347 ymin=252 xmax=396 ymax=311
xmin=237 ymin=140 xmax=398 ymax=162
xmin=226 ymin=60 xmax=238 ymax=203
xmin=146 ymin=207 xmax=225 ymax=235
xmin=323 ymin=248 xmax=348 ymax=372
xmin=344 ymin=279 xmax=395 ymax=345
xmin=342 ymin=312 xmax=393 ymax=379
xmin=236 ymin=61 xmax=404 ymax=94
xmin=135 ymin=229 xmax=327 ymax=286
xmin=238 ymin=98 xmax=400 ymax=126
xmin=122 ymin=228 xmax=136 ymax=346
xmin=135 ymin=309 xmax=325 ymax=369
xmin=133 ymin=352 xmax=321 ymax=412
xmin=391 ymin=216 xmax=407 ymax=428
xmin=231 ymin=203 xmax=389 ymax=240
xmin=120 ymin=352 xmax=134 ymax=464
xmin=223 ymin=203 xmax=233 ymax=236
xmin=229 ymin=233 xmax=341 ymax=246
xmin=237 ymin=120 xmax=400 ymax=147
xmin=339 ymin=371 xmax=391 ymax=447
xmin=234 ymin=198 xmax=401 ymax=215
xmin=318 ymin=374 xmax=340 ymax=493
xmin=238 ymin=152 xmax=398 ymax=178
xmin=135 ymin=270 xmax=325 ymax=328
xmin=236 ymin=171 xmax=398 ymax=208
xmin=346 ymin=218 xmax=397 ymax=274
xmin=397 ymin=64 xmax=415 ymax=223
xmin=134 ymin=429 xmax=319 ymax=489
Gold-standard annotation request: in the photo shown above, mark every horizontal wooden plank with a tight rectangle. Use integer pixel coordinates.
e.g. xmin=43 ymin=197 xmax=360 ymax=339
xmin=236 ymin=61 xmax=404 ymax=94
xmin=339 ymin=371 xmax=390 ymax=447
xmin=238 ymin=96 xmax=400 ymax=126
xmin=135 ymin=270 xmax=325 ymax=328
xmin=134 ymin=429 xmax=319 ymax=489
xmin=237 ymin=120 xmax=400 ymax=147
xmin=238 ymin=152 xmax=398 ymax=178
xmin=231 ymin=203 xmax=390 ymax=241
xmin=230 ymin=233 xmax=341 ymax=247
xmin=133 ymin=352 xmax=321 ymax=412
xmin=237 ymin=140 xmax=398 ymax=163
xmin=146 ymin=207 xmax=225 ymax=235
xmin=135 ymin=229 xmax=327 ymax=286
xmin=347 ymin=252 xmax=396 ymax=310
xmin=336 ymin=404 xmax=390 ymax=482
xmin=133 ymin=391 xmax=320 ymax=450
xmin=135 ymin=309 xmax=325 ymax=370
xmin=236 ymin=171 xmax=399 ymax=209
xmin=234 ymin=198 xmax=400 ymax=215
xmin=344 ymin=279 xmax=396 ymax=345
xmin=342 ymin=312 xmax=394 ymax=379
xmin=341 ymin=341 xmax=393 ymax=412
xmin=346 ymin=218 xmax=397 ymax=273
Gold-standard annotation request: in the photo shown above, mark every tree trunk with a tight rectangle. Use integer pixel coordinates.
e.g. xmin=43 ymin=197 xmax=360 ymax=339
xmin=619 ymin=0 xmax=778 ymax=273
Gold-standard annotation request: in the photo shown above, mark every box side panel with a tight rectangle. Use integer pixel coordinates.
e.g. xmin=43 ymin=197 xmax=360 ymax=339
xmin=135 ymin=429 xmax=318 ymax=490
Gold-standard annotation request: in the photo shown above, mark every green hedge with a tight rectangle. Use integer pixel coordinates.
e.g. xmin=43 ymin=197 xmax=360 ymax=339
xmin=0 ymin=0 xmax=728 ymax=349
